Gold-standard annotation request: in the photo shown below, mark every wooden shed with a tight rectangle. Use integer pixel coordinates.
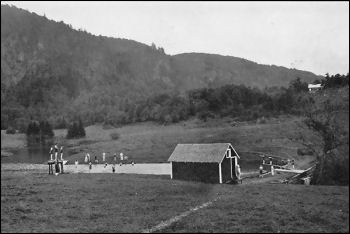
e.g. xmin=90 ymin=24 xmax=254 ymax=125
xmin=168 ymin=143 xmax=240 ymax=184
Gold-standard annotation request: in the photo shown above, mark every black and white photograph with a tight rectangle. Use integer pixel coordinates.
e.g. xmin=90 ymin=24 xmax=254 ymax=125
xmin=1 ymin=1 xmax=349 ymax=233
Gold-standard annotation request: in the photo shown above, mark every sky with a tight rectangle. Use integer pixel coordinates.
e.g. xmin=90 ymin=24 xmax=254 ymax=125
xmin=2 ymin=1 xmax=349 ymax=75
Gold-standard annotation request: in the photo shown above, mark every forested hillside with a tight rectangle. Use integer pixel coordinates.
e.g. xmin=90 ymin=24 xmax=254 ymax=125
xmin=1 ymin=4 xmax=321 ymax=129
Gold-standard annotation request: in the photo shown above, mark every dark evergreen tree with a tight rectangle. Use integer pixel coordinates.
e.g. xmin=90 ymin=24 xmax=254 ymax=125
xmin=66 ymin=118 xmax=85 ymax=139
xmin=26 ymin=121 xmax=40 ymax=136
xmin=78 ymin=118 xmax=86 ymax=137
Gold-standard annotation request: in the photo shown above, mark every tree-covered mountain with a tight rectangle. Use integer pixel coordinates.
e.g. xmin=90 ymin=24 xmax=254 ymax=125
xmin=1 ymin=4 xmax=321 ymax=128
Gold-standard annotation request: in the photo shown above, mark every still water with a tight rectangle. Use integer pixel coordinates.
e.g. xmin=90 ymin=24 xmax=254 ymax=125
xmin=2 ymin=142 xmax=265 ymax=169
xmin=2 ymin=144 xmax=53 ymax=164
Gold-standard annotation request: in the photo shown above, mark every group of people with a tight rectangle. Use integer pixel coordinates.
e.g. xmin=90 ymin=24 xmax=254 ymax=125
xmin=80 ymin=152 xmax=135 ymax=173
xmin=49 ymin=147 xmax=135 ymax=174
xmin=49 ymin=144 xmax=64 ymax=161
xmin=49 ymin=144 xmax=64 ymax=175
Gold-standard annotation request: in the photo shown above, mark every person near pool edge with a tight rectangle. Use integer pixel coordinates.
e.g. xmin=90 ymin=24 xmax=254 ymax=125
xmin=60 ymin=146 xmax=64 ymax=160
xmin=49 ymin=146 xmax=54 ymax=161
xmin=54 ymin=144 xmax=59 ymax=160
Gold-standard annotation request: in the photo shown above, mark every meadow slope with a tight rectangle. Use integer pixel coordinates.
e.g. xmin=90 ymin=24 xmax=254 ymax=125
xmin=2 ymin=116 xmax=319 ymax=171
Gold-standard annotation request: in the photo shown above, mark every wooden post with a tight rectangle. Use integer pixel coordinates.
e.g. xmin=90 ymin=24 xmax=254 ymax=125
xmin=170 ymin=162 xmax=173 ymax=179
xmin=219 ymin=163 xmax=222 ymax=184
xmin=48 ymin=161 xmax=53 ymax=175
xmin=230 ymin=157 xmax=233 ymax=179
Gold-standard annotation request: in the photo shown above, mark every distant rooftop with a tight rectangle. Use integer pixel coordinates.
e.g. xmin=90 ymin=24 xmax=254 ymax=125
xmin=308 ymin=84 xmax=322 ymax=89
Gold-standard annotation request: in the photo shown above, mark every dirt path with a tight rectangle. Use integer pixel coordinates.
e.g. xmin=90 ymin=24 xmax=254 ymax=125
xmin=140 ymin=172 xmax=288 ymax=233
xmin=1 ymin=162 xmax=297 ymax=233
xmin=141 ymin=198 xmax=219 ymax=233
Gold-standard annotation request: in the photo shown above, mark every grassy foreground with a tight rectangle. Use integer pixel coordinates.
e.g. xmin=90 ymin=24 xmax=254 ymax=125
xmin=1 ymin=169 xmax=348 ymax=233
xmin=160 ymin=184 xmax=349 ymax=233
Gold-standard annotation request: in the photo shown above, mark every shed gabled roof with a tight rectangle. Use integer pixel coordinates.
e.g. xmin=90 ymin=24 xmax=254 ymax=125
xmin=168 ymin=143 xmax=236 ymax=163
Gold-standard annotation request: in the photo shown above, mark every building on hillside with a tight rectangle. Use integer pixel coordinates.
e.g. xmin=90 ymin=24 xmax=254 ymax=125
xmin=308 ymin=84 xmax=323 ymax=93
xmin=168 ymin=143 xmax=240 ymax=184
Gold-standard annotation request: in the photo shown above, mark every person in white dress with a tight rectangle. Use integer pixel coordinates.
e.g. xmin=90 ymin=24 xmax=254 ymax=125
xmin=60 ymin=146 xmax=64 ymax=160
xmin=49 ymin=147 xmax=54 ymax=161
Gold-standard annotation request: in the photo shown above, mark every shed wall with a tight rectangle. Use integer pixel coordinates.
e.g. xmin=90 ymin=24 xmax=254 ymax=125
xmin=172 ymin=162 xmax=219 ymax=183
xmin=221 ymin=156 xmax=233 ymax=183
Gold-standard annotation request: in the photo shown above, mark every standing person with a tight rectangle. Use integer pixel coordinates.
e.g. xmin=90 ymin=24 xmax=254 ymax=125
xmin=102 ymin=152 xmax=106 ymax=162
xmin=259 ymin=165 xmax=263 ymax=177
xmin=112 ymin=164 xmax=115 ymax=173
xmin=236 ymin=164 xmax=242 ymax=184
xmin=54 ymin=144 xmax=59 ymax=160
xmin=60 ymin=146 xmax=64 ymax=160
xmin=49 ymin=146 xmax=54 ymax=161
xmin=113 ymin=154 xmax=117 ymax=163
xmin=75 ymin=160 xmax=79 ymax=169
xmin=120 ymin=152 xmax=124 ymax=166
xmin=55 ymin=159 xmax=60 ymax=176
xmin=89 ymin=161 xmax=92 ymax=172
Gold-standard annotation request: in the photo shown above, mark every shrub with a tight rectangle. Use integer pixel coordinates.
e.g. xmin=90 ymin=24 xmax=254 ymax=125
xmin=102 ymin=123 xmax=114 ymax=130
xmin=197 ymin=111 xmax=214 ymax=122
xmin=15 ymin=118 xmax=28 ymax=133
xmin=297 ymin=148 xmax=314 ymax=156
xmin=256 ymin=117 xmax=267 ymax=124
xmin=110 ymin=132 xmax=120 ymax=140
xmin=6 ymin=127 xmax=16 ymax=134
xmin=311 ymin=151 xmax=349 ymax=185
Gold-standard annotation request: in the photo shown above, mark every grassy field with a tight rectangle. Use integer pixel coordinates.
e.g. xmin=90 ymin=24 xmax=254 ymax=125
xmin=1 ymin=93 xmax=347 ymax=233
xmin=55 ymin=116 xmax=319 ymax=169
xmin=159 ymin=183 xmax=349 ymax=233
xmin=1 ymin=168 xmax=348 ymax=233
xmin=2 ymin=115 xmax=319 ymax=172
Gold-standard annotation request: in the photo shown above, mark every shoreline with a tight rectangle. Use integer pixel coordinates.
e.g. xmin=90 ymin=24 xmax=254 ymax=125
xmin=1 ymin=163 xmax=172 ymax=175
xmin=1 ymin=162 xmax=259 ymax=176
